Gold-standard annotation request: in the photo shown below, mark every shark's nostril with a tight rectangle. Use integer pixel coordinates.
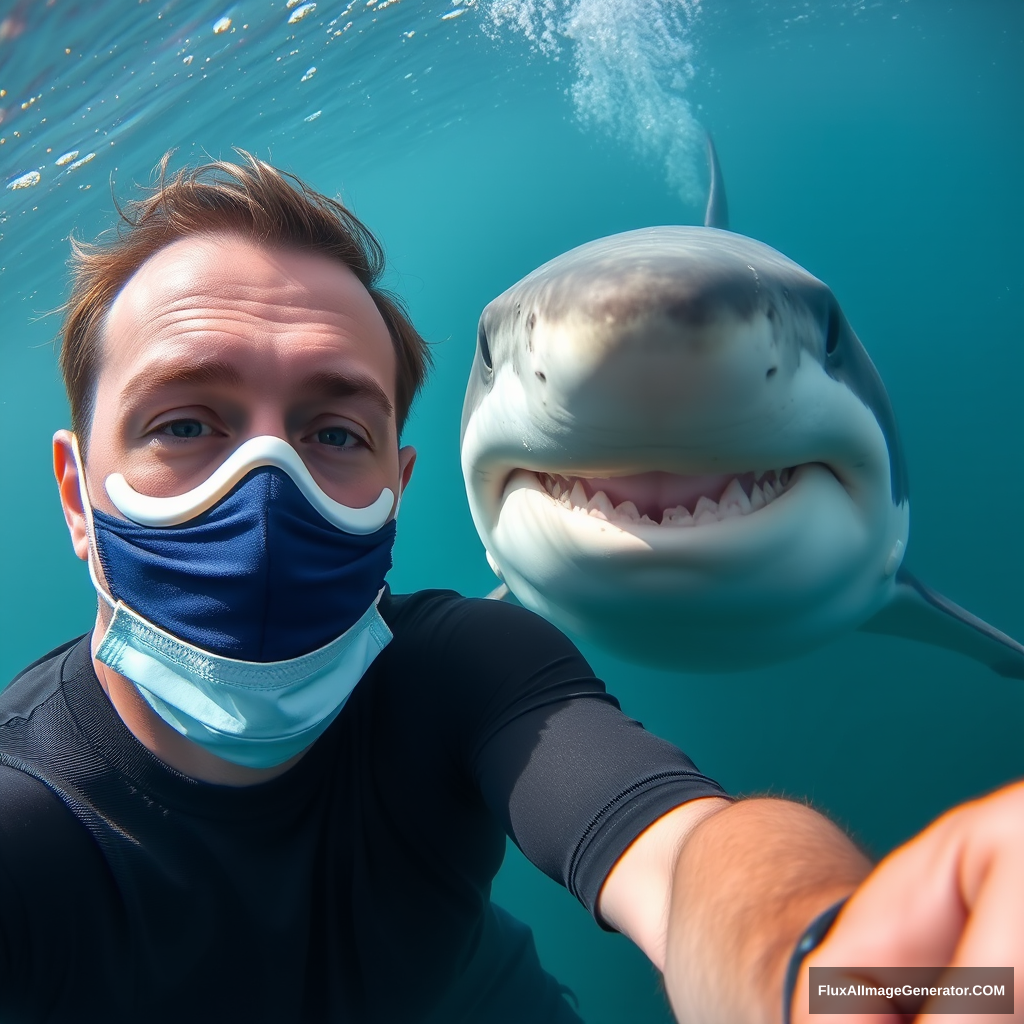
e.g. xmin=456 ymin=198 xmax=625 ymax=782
xmin=766 ymin=367 xmax=778 ymax=379
xmin=535 ymin=371 xmax=547 ymax=383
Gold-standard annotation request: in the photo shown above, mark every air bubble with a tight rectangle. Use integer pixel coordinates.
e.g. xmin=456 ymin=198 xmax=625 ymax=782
xmin=288 ymin=3 xmax=316 ymax=23
xmin=67 ymin=152 xmax=96 ymax=171
xmin=6 ymin=171 xmax=41 ymax=190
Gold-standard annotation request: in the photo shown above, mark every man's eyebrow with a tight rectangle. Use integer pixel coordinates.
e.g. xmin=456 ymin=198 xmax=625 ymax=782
xmin=118 ymin=361 xmax=394 ymax=420
xmin=298 ymin=369 xmax=394 ymax=419
xmin=121 ymin=360 xmax=245 ymax=404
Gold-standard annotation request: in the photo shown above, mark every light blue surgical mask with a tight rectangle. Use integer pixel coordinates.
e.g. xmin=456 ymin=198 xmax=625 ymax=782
xmin=76 ymin=435 xmax=399 ymax=769
xmin=94 ymin=595 xmax=392 ymax=769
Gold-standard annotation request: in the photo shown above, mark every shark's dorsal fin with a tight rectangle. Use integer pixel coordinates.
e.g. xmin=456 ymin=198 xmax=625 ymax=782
xmin=704 ymin=134 xmax=729 ymax=230
xmin=861 ymin=568 xmax=1024 ymax=679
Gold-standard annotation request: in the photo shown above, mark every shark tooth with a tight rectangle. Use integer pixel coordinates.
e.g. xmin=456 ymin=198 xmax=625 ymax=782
xmin=693 ymin=495 xmax=719 ymax=519
xmin=613 ymin=500 xmax=640 ymax=522
xmin=719 ymin=477 xmax=752 ymax=514
xmin=750 ymin=484 xmax=766 ymax=511
xmin=587 ymin=490 xmax=614 ymax=519
xmin=662 ymin=505 xmax=694 ymax=526
xmin=569 ymin=480 xmax=588 ymax=510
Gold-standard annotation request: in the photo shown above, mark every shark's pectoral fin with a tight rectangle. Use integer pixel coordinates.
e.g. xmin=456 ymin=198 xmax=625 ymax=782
xmin=483 ymin=549 xmax=512 ymax=600
xmin=860 ymin=568 xmax=1024 ymax=679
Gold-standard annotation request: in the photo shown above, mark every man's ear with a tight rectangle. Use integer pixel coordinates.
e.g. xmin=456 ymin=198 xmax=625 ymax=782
xmin=53 ymin=430 xmax=89 ymax=561
xmin=398 ymin=445 xmax=417 ymax=494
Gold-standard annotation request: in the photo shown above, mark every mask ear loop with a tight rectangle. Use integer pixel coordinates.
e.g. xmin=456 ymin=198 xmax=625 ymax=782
xmin=373 ymin=477 xmax=401 ymax=611
xmin=71 ymin=433 xmax=117 ymax=614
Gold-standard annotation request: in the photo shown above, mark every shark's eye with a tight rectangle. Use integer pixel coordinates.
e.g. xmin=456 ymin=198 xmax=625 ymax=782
xmin=477 ymin=322 xmax=493 ymax=372
xmin=825 ymin=303 xmax=842 ymax=357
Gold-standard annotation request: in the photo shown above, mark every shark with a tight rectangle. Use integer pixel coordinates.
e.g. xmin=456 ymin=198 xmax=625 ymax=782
xmin=459 ymin=140 xmax=1024 ymax=677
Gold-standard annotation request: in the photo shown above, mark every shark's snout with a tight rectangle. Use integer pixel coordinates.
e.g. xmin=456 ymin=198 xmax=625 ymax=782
xmin=516 ymin=300 xmax=801 ymax=456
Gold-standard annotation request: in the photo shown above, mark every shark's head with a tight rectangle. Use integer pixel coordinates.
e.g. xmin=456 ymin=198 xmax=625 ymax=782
xmin=460 ymin=227 xmax=911 ymax=671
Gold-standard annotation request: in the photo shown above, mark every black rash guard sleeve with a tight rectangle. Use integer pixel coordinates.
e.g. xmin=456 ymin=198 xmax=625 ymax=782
xmin=381 ymin=593 xmax=729 ymax=918
xmin=0 ymin=764 xmax=118 ymax=1018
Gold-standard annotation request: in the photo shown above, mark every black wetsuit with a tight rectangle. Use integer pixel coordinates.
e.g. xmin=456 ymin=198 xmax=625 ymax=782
xmin=0 ymin=590 xmax=727 ymax=1024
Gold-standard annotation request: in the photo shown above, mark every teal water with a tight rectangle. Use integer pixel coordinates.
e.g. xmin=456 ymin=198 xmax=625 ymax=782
xmin=1 ymin=2 xmax=1022 ymax=1021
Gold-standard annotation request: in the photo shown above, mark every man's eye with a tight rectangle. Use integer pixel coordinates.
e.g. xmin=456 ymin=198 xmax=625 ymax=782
xmin=316 ymin=426 xmax=360 ymax=448
xmin=161 ymin=420 xmax=209 ymax=438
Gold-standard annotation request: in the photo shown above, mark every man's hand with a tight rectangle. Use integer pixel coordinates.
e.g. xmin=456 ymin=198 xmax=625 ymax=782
xmin=793 ymin=781 xmax=1024 ymax=1024
xmin=660 ymin=798 xmax=871 ymax=1024
xmin=600 ymin=782 xmax=1022 ymax=1024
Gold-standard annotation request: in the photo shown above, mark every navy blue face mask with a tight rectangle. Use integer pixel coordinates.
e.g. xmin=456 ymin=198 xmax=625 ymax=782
xmin=91 ymin=467 xmax=397 ymax=663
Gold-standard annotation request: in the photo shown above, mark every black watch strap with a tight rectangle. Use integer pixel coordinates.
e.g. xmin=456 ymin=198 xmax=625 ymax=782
xmin=781 ymin=897 xmax=848 ymax=1024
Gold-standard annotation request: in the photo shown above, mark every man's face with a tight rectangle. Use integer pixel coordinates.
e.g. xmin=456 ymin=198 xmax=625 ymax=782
xmin=71 ymin=233 xmax=415 ymax=523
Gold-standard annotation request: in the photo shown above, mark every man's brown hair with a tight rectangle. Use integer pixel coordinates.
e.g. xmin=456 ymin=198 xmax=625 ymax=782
xmin=60 ymin=151 xmax=431 ymax=445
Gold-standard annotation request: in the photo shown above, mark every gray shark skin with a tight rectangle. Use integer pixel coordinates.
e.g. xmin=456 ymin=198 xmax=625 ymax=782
xmin=460 ymin=156 xmax=1022 ymax=677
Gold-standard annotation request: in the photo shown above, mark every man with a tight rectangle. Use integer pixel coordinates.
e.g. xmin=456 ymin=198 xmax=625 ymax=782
xmin=0 ymin=154 xmax=1020 ymax=1024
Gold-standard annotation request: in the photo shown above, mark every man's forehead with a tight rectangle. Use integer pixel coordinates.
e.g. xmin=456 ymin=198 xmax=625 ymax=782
xmin=106 ymin=233 xmax=372 ymax=328
xmin=99 ymin=233 xmax=396 ymax=386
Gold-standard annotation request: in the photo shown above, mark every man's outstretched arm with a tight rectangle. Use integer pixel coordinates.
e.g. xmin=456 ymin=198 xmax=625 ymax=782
xmin=598 ymin=783 xmax=1024 ymax=1024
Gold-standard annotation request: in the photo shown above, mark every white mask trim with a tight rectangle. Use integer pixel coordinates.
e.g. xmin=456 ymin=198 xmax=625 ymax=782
xmin=103 ymin=434 xmax=396 ymax=534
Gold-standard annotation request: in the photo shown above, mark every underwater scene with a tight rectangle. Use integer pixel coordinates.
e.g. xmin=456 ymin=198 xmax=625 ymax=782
xmin=1 ymin=1 xmax=1022 ymax=1020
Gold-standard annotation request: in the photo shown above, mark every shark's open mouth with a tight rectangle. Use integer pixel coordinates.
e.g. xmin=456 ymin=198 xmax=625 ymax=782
xmin=533 ymin=468 xmax=798 ymax=526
